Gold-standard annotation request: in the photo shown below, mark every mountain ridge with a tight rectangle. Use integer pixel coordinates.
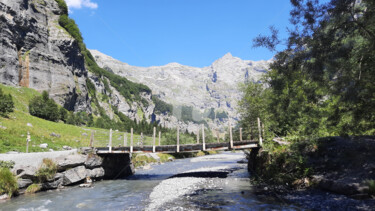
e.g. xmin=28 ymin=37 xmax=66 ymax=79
xmin=90 ymin=49 xmax=271 ymax=130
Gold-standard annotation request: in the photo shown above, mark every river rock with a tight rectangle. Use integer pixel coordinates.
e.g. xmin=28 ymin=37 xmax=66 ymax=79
xmin=55 ymin=154 xmax=87 ymax=171
xmin=86 ymin=167 xmax=105 ymax=178
xmin=84 ymin=155 xmax=103 ymax=169
xmin=62 ymin=166 xmax=87 ymax=185
xmin=42 ymin=176 xmax=63 ymax=190
xmin=13 ymin=165 xmax=38 ymax=180
xmin=17 ymin=178 xmax=33 ymax=189
xmin=0 ymin=194 xmax=9 ymax=200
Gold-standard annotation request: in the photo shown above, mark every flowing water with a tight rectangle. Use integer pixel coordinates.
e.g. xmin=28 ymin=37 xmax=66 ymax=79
xmin=0 ymin=152 xmax=300 ymax=210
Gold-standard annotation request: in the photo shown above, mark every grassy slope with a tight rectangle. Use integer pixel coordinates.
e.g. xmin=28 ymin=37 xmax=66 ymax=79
xmin=0 ymin=84 xmax=198 ymax=153
xmin=0 ymin=84 xmax=120 ymax=153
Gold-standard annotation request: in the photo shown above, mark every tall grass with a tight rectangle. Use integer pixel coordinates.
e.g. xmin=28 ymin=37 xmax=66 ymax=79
xmin=0 ymin=168 xmax=18 ymax=197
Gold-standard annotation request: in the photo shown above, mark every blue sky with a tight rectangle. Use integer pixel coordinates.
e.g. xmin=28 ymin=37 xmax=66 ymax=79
xmin=67 ymin=0 xmax=292 ymax=67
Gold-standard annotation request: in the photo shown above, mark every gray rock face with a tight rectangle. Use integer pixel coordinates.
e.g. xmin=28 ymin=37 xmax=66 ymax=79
xmin=62 ymin=165 xmax=87 ymax=185
xmin=84 ymin=154 xmax=102 ymax=169
xmin=55 ymin=154 xmax=87 ymax=171
xmin=90 ymin=50 xmax=270 ymax=130
xmin=0 ymin=0 xmax=90 ymax=112
xmin=13 ymin=165 xmax=37 ymax=180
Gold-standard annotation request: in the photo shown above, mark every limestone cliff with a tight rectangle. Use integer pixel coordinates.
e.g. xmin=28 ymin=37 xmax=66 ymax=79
xmin=0 ymin=0 xmax=90 ymax=111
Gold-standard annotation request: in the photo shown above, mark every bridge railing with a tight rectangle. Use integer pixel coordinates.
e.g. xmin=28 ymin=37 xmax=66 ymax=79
xmin=90 ymin=117 xmax=265 ymax=153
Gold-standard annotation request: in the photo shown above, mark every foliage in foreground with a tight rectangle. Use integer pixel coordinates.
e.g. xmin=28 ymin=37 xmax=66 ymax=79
xmin=0 ymin=168 xmax=18 ymax=197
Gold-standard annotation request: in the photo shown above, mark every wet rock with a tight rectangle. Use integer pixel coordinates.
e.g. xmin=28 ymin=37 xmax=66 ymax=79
xmin=17 ymin=179 xmax=33 ymax=189
xmin=0 ymin=194 xmax=9 ymax=200
xmin=86 ymin=167 xmax=105 ymax=178
xmin=84 ymin=154 xmax=102 ymax=169
xmin=55 ymin=154 xmax=87 ymax=171
xmin=62 ymin=166 xmax=87 ymax=185
xmin=42 ymin=176 xmax=63 ymax=190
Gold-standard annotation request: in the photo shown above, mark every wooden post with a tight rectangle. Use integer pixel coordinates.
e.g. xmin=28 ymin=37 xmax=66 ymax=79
xmin=153 ymin=127 xmax=156 ymax=153
xmin=257 ymin=117 xmax=263 ymax=146
xmin=240 ymin=128 xmax=243 ymax=142
xmin=109 ymin=129 xmax=112 ymax=153
xmin=196 ymin=129 xmax=199 ymax=144
xmin=124 ymin=133 xmax=127 ymax=147
xmin=158 ymin=131 xmax=161 ymax=146
xmin=177 ymin=126 xmax=180 ymax=152
xmin=229 ymin=122 xmax=233 ymax=149
xmin=90 ymin=131 xmax=94 ymax=147
xmin=202 ymin=125 xmax=206 ymax=151
xmin=130 ymin=128 xmax=133 ymax=153
xmin=26 ymin=131 xmax=30 ymax=153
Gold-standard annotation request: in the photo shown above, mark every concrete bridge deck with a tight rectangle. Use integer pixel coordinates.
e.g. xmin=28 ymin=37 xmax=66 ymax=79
xmin=96 ymin=140 xmax=259 ymax=154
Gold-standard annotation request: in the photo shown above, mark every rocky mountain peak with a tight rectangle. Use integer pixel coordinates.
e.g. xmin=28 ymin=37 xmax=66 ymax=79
xmin=89 ymin=49 xmax=271 ymax=130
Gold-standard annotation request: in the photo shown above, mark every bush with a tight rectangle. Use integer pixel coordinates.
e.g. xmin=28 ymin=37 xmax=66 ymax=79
xmin=29 ymin=91 xmax=60 ymax=122
xmin=0 ymin=168 xmax=18 ymax=197
xmin=36 ymin=158 xmax=57 ymax=182
xmin=0 ymin=88 xmax=14 ymax=117
xmin=0 ymin=160 xmax=15 ymax=169
xmin=54 ymin=0 xmax=68 ymax=15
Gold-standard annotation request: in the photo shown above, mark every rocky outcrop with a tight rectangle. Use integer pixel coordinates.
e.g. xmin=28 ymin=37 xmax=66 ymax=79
xmin=0 ymin=0 xmax=90 ymax=112
xmin=11 ymin=149 xmax=134 ymax=194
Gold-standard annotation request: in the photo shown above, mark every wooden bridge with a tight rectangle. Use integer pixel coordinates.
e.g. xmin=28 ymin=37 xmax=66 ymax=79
xmin=93 ymin=119 xmax=264 ymax=154
xmin=96 ymin=140 xmax=259 ymax=154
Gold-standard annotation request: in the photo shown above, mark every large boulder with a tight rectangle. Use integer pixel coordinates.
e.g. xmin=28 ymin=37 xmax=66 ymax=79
xmin=13 ymin=165 xmax=38 ymax=180
xmin=17 ymin=179 xmax=33 ymax=189
xmin=84 ymin=155 xmax=103 ymax=169
xmin=86 ymin=167 xmax=105 ymax=179
xmin=41 ymin=174 xmax=63 ymax=190
xmin=55 ymin=154 xmax=87 ymax=171
xmin=62 ymin=166 xmax=87 ymax=185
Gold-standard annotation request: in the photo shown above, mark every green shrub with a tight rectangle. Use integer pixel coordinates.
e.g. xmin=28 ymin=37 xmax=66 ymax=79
xmin=54 ymin=0 xmax=68 ymax=15
xmin=0 ymin=160 xmax=15 ymax=169
xmin=36 ymin=158 xmax=57 ymax=182
xmin=0 ymin=88 xmax=14 ymax=117
xmin=29 ymin=91 xmax=60 ymax=122
xmin=0 ymin=168 xmax=18 ymax=197
xmin=25 ymin=183 xmax=41 ymax=194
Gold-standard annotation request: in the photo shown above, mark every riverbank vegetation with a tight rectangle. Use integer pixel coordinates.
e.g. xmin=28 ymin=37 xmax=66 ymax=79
xmin=0 ymin=167 xmax=18 ymax=197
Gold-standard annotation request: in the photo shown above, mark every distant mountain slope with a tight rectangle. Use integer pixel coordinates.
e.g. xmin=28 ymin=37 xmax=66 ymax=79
xmin=90 ymin=50 xmax=270 ymax=127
